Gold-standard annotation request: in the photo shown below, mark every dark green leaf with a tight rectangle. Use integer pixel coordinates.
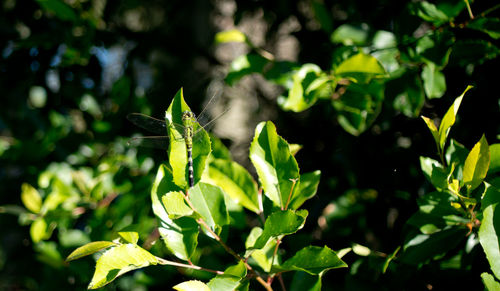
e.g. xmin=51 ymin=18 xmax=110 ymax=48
xmin=333 ymin=81 xmax=384 ymax=136
xmin=468 ymin=18 xmax=500 ymax=39
xmin=489 ymin=144 xmax=500 ymax=175
xmin=312 ymin=1 xmax=333 ymax=33
xmin=390 ymin=70 xmax=425 ymax=117
xmin=410 ymin=1 xmax=450 ymax=26
xmin=36 ymin=0 xmax=77 ymax=22
xmin=288 ymin=171 xmax=321 ymax=210
xmin=450 ymin=40 xmax=500 ymax=66
xmin=421 ymin=62 xmax=446 ymax=99
xmin=277 ymin=246 xmax=347 ymax=275
xmin=290 ymin=271 xmax=322 ymax=291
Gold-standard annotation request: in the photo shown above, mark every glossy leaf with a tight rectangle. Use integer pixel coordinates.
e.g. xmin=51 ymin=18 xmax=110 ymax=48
xmin=226 ymin=54 xmax=269 ymax=86
xmin=151 ymin=164 xmax=182 ymax=224
xmin=410 ymin=1 xmax=449 ymax=26
xmin=162 ymin=191 xmax=193 ymax=219
xmin=419 ymin=157 xmax=448 ymax=191
xmin=215 ymin=29 xmax=248 ymax=44
xmin=330 ymin=24 xmax=370 ymax=45
xmin=189 ymin=182 xmax=229 ymax=231
xmin=468 ymin=18 xmax=500 ymax=40
xmin=251 ymin=209 xmax=308 ymax=249
xmin=277 ymin=246 xmax=347 ymax=275
xmin=478 ymin=184 xmax=500 ymax=279
xmin=206 ymin=158 xmax=260 ymax=213
xmin=118 ymin=232 xmax=139 ymax=244
xmin=21 ymin=183 xmax=42 ymax=214
xmin=88 ymin=244 xmax=158 ymax=289
xmin=463 ymin=135 xmax=490 ymax=191
xmin=335 ymin=53 xmax=387 ymax=83
xmin=173 ymin=280 xmax=210 ymax=291
xmin=250 ymin=121 xmax=300 ymax=208
xmin=165 ymin=88 xmax=211 ymax=189
xmin=288 ymin=170 xmax=321 ymax=210
xmin=207 ymin=261 xmax=247 ymax=291
xmin=66 ymin=241 xmax=117 ymax=262
xmin=421 ymin=62 xmax=446 ymax=99
xmin=437 ymin=86 xmax=472 ymax=151
xmin=158 ymin=217 xmax=199 ymax=261
xmin=421 ymin=116 xmax=439 ymax=146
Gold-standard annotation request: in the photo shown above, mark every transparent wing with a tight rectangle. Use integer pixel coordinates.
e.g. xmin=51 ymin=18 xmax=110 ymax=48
xmin=127 ymin=113 xmax=166 ymax=135
xmin=127 ymin=136 xmax=170 ymax=149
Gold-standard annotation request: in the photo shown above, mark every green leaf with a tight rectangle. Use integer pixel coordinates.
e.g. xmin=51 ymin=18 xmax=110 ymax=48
xmin=66 ymin=241 xmax=117 ymax=262
xmin=215 ymin=29 xmax=248 ymax=44
xmin=250 ymin=121 xmax=300 ymax=208
xmin=312 ymin=1 xmax=333 ymax=34
xmin=415 ymin=32 xmax=454 ymax=68
xmin=410 ymin=1 xmax=450 ymax=26
xmin=206 ymin=158 xmax=260 ymax=213
xmin=489 ymin=144 xmax=500 ymax=175
xmin=207 ymin=261 xmax=247 ymax=291
xmin=335 ymin=53 xmax=387 ymax=83
xmin=450 ymin=40 xmax=500 ymax=66
xmin=226 ymin=54 xmax=269 ymax=86
xmin=478 ymin=184 xmax=500 ymax=280
xmin=245 ymin=227 xmax=277 ymax=272
xmin=277 ymin=246 xmax=347 ymax=275
xmin=419 ymin=157 xmax=448 ymax=191
xmin=421 ymin=116 xmax=439 ymax=146
xmin=21 ymin=183 xmax=42 ymax=214
xmin=437 ymin=86 xmax=473 ymax=152
xmin=162 ymin=191 xmax=193 ymax=219
xmin=421 ymin=62 xmax=446 ymax=99
xmin=166 ymin=88 xmax=211 ymax=189
xmin=290 ymin=271 xmax=322 ymax=291
xmin=30 ymin=217 xmax=48 ymax=243
xmin=333 ymin=81 xmax=384 ymax=136
xmin=251 ymin=210 xmax=308 ymax=249
xmin=158 ymin=217 xmax=199 ymax=261
xmin=189 ymin=182 xmax=229 ymax=231
xmin=118 ymin=232 xmax=139 ymax=244
xmin=482 ymin=272 xmax=500 ymax=291
xmin=36 ymin=0 xmax=77 ymax=22
xmin=400 ymin=227 xmax=467 ymax=265
xmin=468 ymin=18 xmax=500 ymax=40
xmin=330 ymin=24 xmax=370 ymax=46
xmin=151 ymin=164 xmax=183 ymax=224
xmin=88 ymin=244 xmax=158 ymax=289
xmin=391 ymin=71 xmax=425 ymax=117
xmin=463 ymin=135 xmax=490 ymax=191
xmin=279 ymin=64 xmax=326 ymax=112
xmin=288 ymin=171 xmax=321 ymax=210
xmin=173 ymin=280 xmax=210 ymax=291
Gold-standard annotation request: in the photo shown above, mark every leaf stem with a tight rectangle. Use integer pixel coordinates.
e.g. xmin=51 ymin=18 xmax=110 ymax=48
xmin=464 ymin=0 xmax=474 ymax=19
xmin=284 ymin=178 xmax=299 ymax=210
xmin=155 ymin=256 xmax=224 ymax=275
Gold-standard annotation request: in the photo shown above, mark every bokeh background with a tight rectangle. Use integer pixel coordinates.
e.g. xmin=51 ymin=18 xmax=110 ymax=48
xmin=0 ymin=0 xmax=499 ymax=290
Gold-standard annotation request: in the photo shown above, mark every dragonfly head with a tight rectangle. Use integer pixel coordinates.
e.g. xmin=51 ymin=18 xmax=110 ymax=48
xmin=182 ymin=111 xmax=196 ymax=122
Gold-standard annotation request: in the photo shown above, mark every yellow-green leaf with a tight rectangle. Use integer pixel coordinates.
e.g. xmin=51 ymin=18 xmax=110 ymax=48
xmin=88 ymin=244 xmax=158 ymax=289
xmin=66 ymin=241 xmax=117 ymax=262
xmin=215 ymin=29 xmax=248 ymax=44
xmin=21 ymin=183 xmax=42 ymax=213
xmin=437 ymin=85 xmax=473 ymax=151
xmin=173 ymin=280 xmax=210 ymax=291
xmin=118 ymin=232 xmax=139 ymax=244
xmin=335 ymin=53 xmax=387 ymax=83
xmin=30 ymin=217 xmax=48 ymax=243
xmin=463 ymin=135 xmax=490 ymax=191
xmin=421 ymin=116 xmax=439 ymax=146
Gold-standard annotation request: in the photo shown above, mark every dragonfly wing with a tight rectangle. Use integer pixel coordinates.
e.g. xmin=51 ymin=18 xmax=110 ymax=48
xmin=128 ymin=136 xmax=170 ymax=149
xmin=127 ymin=113 xmax=167 ymax=135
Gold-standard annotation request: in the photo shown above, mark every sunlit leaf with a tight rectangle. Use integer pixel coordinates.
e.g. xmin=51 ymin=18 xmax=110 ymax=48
xmin=189 ymin=182 xmax=229 ymax=232
xmin=279 ymin=64 xmax=326 ymax=112
xmin=330 ymin=24 xmax=370 ymax=45
xmin=173 ymin=280 xmax=210 ymax=291
xmin=206 ymin=159 xmax=260 ymax=213
xmin=66 ymin=241 xmax=117 ymax=262
xmin=250 ymin=121 xmax=300 ymax=208
xmin=463 ymin=135 xmax=490 ymax=191
xmin=226 ymin=54 xmax=269 ymax=86
xmin=245 ymin=227 xmax=277 ymax=272
xmin=30 ymin=217 xmax=48 ymax=243
xmin=118 ymin=232 xmax=139 ymax=244
xmin=250 ymin=210 xmax=308 ymax=249
xmin=21 ymin=183 xmax=42 ymax=214
xmin=158 ymin=217 xmax=199 ymax=261
xmin=481 ymin=272 xmax=500 ymax=290
xmin=88 ymin=244 xmax=158 ymax=289
xmin=478 ymin=184 xmax=500 ymax=280
xmin=421 ymin=62 xmax=446 ymax=99
xmin=335 ymin=53 xmax=387 ymax=83
xmin=162 ymin=191 xmax=193 ymax=219
xmin=215 ymin=29 xmax=248 ymax=44
xmin=207 ymin=261 xmax=247 ymax=291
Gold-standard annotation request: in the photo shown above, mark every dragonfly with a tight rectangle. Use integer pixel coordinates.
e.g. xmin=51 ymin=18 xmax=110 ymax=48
xmin=127 ymin=99 xmax=228 ymax=188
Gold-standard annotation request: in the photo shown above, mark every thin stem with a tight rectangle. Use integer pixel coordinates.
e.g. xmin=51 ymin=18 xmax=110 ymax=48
xmin=464 ymin=0 xmax=474 ymax=19
xmin=284 ymin=178 xmax=299 ymax=211
xmin=155 ymin=256 xmax=224 ymax=275
xmin=278 ymin=274 xmax=287 ymax=291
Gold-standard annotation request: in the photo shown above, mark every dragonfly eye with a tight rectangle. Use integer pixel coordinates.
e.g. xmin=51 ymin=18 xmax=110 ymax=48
xmin=182 ymin=111 xmax=195 ymax=121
